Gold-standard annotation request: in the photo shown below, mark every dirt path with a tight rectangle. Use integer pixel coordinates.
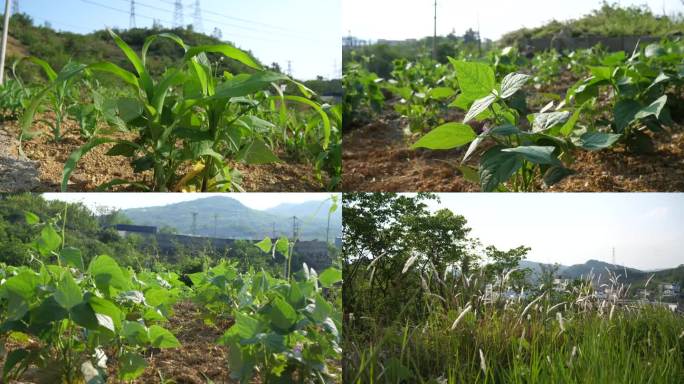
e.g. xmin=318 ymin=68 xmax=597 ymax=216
xmin=0 ymin=122 xmax=41 ymax=192
xmin=342 ymin=110 xmax=684 ymax=192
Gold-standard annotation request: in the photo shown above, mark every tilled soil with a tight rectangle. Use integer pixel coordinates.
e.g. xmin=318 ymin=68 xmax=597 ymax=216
xmin=343 ymin=106 xmax=684 ymax=192
xmin=130 ymin=301 xmax=235 ymax=384
xmin=0 ymin=114 xmax=326 ymax=192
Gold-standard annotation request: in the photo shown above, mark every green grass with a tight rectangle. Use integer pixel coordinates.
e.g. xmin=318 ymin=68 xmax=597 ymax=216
xmin=345 ymin=296 xmax=684 ymax=383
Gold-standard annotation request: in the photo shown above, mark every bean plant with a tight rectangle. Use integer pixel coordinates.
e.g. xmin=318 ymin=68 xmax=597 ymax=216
xmin=0 ymin=210 xmax=183 ymax=383
xmin=412 ymin=59 xmax=622 ymax=191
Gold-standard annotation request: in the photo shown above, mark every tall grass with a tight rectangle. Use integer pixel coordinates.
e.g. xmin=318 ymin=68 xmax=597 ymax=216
xmin=344 ymin=269 xmax=684 ymax=383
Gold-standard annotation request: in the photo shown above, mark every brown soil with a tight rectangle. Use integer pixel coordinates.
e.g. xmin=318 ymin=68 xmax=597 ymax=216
xmin=0 ymin=114 xmax=326 ymax=192
xmin=343 ymin=101 xmax=684 ymax=192
xmin=129 ymin=300 xmax=235 ymax=384
xmin=342 ymin=111 xmax=478 ymax=192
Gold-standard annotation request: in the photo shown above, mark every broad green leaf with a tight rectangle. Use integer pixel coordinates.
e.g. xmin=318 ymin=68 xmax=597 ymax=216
xmin=117 ymin=98 xmax=144 ymax=122
xmin=634 ymin=95 xmax=668 ymax=121
xmin=543 ymin=166 xmax=573 ymax=187
xmin=458 ymin=165 xmax=480 ymax=184
xmin=428 ymin=87 xmax=455 ymax=100
xmin=88 ymin=295 xmax=123 ymax=330
xmin=88 ymin=255 xmax=129 ymax=295
xmin=24 ymin=212 xmax=39 ymax=225
xmin=560 ymin=105 xmax=585 ymax=136
xmin=230 ymin=312 xmax=261 ymax=340
xmin=4 ymin=271 xmax=39 ymax=300
xmin=589 ymin=66 xmax=613 ymax=81
xmin=576 ymin=132 xmax=621 ymax=151
xmin=119 ymin=352 xmax=147 ymax=381
xmin=502 ymin=146 xmax=561 ymax=165
xmin=96 ymin=314 xmax=115 ymax=332
xmin=30 ymin=296 xmax=68 ymax=324
xmin=479 ymin=146 xmax=523 ymax=192
xmin=255 ymin=237 xmax=272 ymax=253
xmin=238 ymin=139 xmax=280 ymax=164
xmin=55 ymin=273 xmax=82 ymax=310
xmin=70 ymin=302 xmax=99 ymax=330
xmin=36 ymin=225 xmax=61 ymax=256
xmin=268 ymin=296 xmax=298 ymax=332
xmin=532 ymin=112 xmax=570 ymax=133
xmin=499 ymin=73 xmax=530 ymax=98
xmin=319 ymin=268 xmax=342 ymax=288
xmin=275 ymin=236 xmax=290 ymax=259
xmin=59 ymin=247 xmax=84 ymax=270
xmin=614 ymin=99 xmax=641 ymax=132
xmin=121 ymin=321 xmax=150 ymax=346
xmin=449 ymin=59 xmax=495 ymax=97
xmin=148 ymin=325 xmax=181 ymax=348
xmin=412 ymin=122 xmax=476 ymax=150
xmin=464 ymin=94 xmax=497 ymax=123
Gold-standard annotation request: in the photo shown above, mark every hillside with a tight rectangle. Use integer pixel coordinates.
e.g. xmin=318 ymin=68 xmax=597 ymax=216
xmin=500 ymin=3 xmax=684 ymax=45
xmin=2 ymin=13 xmax=264 ymax=83
xmin=121 ymin=196 xmax=341 ymax=241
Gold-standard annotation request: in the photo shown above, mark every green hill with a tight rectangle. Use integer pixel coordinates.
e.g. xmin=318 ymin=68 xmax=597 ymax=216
xmin=121 ymin=196 xmax=341 ymax=241
xmin=2 ymin=12 xmax=267 ymax=83
xmin=500 ymin=2 xmax=684 ymax=45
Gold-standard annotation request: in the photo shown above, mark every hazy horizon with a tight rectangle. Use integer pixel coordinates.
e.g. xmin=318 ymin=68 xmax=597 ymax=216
xmin=42 ymin=193 xmax=339 ymax=212
xmin=343 ymin=0 xmax=684 ymax=42
xmin=417 ymin=193 xmax=684 ymax=270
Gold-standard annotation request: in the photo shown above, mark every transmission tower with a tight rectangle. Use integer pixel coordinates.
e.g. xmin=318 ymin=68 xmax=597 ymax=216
xmin=11 ymin=0 xmax=18 ymax=14
xmin=173 ymin=0 xmax=183 ymax=28
xmin=432 ymin=0 xmax=437 ymax=59
xmin=129 ymin=0 xmax=136 ymax=29
xmin=287 ymin=60 xmax=292 ymax=77
xmin=191 ymin=212 xmax=198 ymax=235
xmin=291 ymin=216 xmax=299 ymax=240
xmin=193 ymin=0 xmax=203 ymax=33
xmin=213 ymin=213 xmax=218 ymax=237
xmin=612 ymin=247 xmax=616 ymax=266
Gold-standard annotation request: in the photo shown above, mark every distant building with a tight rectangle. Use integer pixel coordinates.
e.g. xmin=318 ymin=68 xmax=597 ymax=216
xmin=659 ymin=283 xmax=681 ymax=298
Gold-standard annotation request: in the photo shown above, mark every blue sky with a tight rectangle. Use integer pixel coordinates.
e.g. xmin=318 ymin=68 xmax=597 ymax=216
xmin=13 ymin=0 xmax=341 ymax=80
xmin=343 ymin=0 xmax=684 ymax=41
xmin=421 ymin=193 xmax=684 ymax=270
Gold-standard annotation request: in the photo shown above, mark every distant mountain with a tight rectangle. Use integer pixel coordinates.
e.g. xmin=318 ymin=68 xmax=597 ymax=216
xmin=121 ymin=196 xmax=341 ymax=241
xmin=518 ymin=259 xmax=684 ymax=288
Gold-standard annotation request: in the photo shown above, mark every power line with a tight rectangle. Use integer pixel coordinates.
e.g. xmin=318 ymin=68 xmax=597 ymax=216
xmin=157 ymin=0 xmax=311 ymax=36
xmin=92 ymin=0 xmax=304 ymax=44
